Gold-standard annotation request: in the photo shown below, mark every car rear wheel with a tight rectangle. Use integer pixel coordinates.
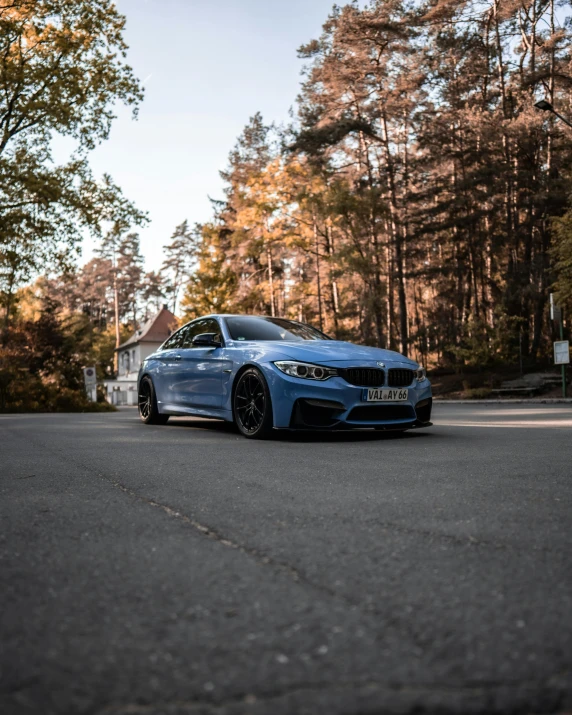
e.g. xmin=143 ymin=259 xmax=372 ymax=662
xmin=233 ymin=368 xmax=273 ymax=439
xmin=138 ymin=376 xmax=169 ymax=425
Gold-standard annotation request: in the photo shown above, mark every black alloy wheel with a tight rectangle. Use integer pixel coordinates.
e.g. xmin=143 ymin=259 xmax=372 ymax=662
xmin=138 ymin=376 xmax=169 ymax=425
xmin=233 ymin=367 xmax=274 ymax=439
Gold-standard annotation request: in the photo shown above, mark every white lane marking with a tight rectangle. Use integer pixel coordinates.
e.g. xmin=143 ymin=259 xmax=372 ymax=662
xmin=436 ymin=420 xmax=572 ymax=428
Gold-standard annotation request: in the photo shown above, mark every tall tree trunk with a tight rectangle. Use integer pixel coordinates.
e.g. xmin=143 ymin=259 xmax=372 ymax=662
xmin=313 ymin=218 xmax=323 ymax=331
xmin=385 ymin=240 xmax=394 ymax=350
xmin=380 ymin=111 xmax=408 ymax=355
xmin=1 ymin=262 xmax=17 ymax=346
xmin=326 ymin=224 xmax=340 ymax=336
xmin=358 ymin=130 xmax=384 ymax=347
xmin=267 ymin=246 xmax=276 ymax=317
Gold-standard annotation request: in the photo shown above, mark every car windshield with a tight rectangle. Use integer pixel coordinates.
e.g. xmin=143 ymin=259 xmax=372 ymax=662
xmin=225 ymin=317 xmax=331 ymax=342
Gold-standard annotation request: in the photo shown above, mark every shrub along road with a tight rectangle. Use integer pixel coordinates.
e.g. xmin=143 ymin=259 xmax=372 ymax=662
xmin=1 ymin=405 xmax=571 ymax=715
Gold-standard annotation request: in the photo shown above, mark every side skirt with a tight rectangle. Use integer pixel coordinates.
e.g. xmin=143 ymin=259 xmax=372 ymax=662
xmin=160 ymin=403 xmax=233 ymax=422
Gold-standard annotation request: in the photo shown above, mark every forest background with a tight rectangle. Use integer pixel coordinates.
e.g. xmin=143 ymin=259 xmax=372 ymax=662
xmin=1 ymin=0 xmax=572 ymax=411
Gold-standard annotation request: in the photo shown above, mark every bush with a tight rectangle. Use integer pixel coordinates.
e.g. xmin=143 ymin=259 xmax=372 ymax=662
xmin=0 ymin=367 xmax=116 ymax=413
xmin=0 ymin=293 xmax=118 ymax=413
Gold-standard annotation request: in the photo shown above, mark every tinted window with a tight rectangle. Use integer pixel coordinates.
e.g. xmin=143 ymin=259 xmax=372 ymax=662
xmin=180 ymin=320 xmax=206 ymax=348
xmin=201 ymin=319 xmax=223 ymax=343
xmin=225 ymin=317 xmax=331 ymax=342
xmin=162 ymin=328 xmax=185 ymax=350
xmin=180 ymin=319 xmax=223 ymax=348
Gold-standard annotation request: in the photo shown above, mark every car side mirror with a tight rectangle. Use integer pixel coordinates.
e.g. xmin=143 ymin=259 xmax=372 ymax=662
xmin=192 ymin=332 xmax=222 ymax=348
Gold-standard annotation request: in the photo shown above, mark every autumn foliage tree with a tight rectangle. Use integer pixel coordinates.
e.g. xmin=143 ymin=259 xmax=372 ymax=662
xmin=0 ymin=0 xmax=146 ymax=342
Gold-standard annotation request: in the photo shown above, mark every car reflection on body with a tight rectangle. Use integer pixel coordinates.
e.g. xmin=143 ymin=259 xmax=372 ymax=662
xmin=137 ymin=315 xmax=432 ymax=439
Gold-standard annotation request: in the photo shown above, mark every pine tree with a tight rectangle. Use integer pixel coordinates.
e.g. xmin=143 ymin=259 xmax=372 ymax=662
xmin=161 ymin=220 xmax=196 ymax=314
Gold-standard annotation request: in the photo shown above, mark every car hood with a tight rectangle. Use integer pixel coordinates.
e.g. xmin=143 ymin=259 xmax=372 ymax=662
xmin=242 ymin=340 xmax=417 ymax=367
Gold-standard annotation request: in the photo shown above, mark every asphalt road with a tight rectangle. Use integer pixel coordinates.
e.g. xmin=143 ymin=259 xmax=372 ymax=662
xmin=1 ymin=404 xmax=571 ymax=715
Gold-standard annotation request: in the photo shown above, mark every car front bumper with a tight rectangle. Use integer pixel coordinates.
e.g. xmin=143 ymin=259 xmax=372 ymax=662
xmin=262 ymin=364 xmax=433 ymax=430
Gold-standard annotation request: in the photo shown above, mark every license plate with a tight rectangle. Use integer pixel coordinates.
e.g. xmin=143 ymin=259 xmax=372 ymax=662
xmin=364 ymin=388 xmax=408 ymax=402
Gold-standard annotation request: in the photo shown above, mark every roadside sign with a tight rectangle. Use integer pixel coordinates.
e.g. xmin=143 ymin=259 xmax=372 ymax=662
xmin=83 ymin=366 xmax=97 ymax=402
xmin=554 ymin=341 xmax=570 ymax=365
xmin=83 ymin=367 xmax=97 ymax=386
xmin=550 ymin=294 xmax=562 ymax=323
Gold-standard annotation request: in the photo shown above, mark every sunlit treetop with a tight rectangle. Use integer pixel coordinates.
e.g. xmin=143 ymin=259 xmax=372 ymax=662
xmin=0 ymin=0 xmax=144 ymax=154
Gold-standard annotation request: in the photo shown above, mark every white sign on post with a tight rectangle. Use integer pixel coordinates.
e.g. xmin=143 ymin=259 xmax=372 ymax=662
xmin=550 ymin=293 xmax=563 ymax=323
xmin=554 ymin=341 xmax=570 ymax=365
xmin=83 ymin=366 xmax=97 ymax=402
xmin=83 ymin=367 xmax=96 ymax=385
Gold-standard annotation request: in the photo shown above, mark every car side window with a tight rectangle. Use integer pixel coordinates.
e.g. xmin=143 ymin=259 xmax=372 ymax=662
xmin=180 ymin=320 xmax=208 ymax=349
xmin=179 ymin=319 xmax=223 ymax=348
xmin=162 ymin=328 xmax=185 ymax=350
xmin=201 ymin=319 xmax=223 ymax=344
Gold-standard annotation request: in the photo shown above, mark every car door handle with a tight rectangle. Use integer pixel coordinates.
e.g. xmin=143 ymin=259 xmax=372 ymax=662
xmin=173 ymin=354 xmax=182 ymax=361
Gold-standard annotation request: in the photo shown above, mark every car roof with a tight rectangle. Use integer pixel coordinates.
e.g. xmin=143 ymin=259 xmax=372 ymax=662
xmin=192 ymin=314 xmax=299 ymax=320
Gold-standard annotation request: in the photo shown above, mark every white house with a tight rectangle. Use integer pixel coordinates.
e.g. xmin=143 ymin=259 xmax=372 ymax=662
xmin=103 ymin=305 xmax=178 ymax=406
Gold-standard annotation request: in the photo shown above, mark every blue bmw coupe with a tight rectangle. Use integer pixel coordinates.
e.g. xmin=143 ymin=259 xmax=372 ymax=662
xmin=138 ymin=314 xmax=432 ymax=439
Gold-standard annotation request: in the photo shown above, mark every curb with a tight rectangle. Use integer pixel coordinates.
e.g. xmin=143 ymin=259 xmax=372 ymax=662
xmin=434 ymin=399 xmax=572 ymax=405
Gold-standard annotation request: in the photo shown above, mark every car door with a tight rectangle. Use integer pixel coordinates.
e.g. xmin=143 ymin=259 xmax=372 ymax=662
xmin=152 ymin=326 xmax=189 ymax=409
xmin=171 ymin=318 xmax=225 ymax=409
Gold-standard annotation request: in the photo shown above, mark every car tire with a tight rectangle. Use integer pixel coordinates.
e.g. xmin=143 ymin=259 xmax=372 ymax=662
xmin=233 ymin=367 xmax=274 ymax=439
xmin=138 ymin=376 xmax=169 ymax=425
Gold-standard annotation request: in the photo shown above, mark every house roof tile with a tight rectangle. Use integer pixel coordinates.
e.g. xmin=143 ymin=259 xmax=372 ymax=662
xmin=116 ymin=306 xmax=178 ymax=351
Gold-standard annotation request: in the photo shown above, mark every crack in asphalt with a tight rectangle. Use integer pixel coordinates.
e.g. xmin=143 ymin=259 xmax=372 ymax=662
xmin=113 ymin=480 xmax=307 ymax=585
xmin=2 ymin=425 xmax=343 ymax=598
xmin=0 ymin=422 xmax=555 ymax=656
xmin=2 ymin=424 xmax=441 ymax=652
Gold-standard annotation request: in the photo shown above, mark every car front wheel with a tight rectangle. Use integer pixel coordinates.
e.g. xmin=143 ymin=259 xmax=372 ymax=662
xmin=233 ymin=367 xmax=274 ymax=439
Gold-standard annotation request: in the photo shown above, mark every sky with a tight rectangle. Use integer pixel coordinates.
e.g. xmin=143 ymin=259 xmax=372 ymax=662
xmin=75 ymin=0 xmax=339 ymax=272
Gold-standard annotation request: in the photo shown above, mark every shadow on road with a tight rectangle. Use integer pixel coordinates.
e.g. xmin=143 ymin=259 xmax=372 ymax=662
xmin=165 ymin=417 xmax=434 ymax=443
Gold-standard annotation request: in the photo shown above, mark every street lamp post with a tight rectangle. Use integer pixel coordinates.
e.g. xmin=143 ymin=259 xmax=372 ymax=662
xmin=534 ymin=99 xmax=572 ymax=128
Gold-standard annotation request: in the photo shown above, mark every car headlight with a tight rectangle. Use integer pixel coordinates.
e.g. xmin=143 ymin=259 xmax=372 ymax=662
xmin=273 ymin=360 xmax=338 ymax=381
xmin=415 ymin=366 xmax=427 ymax=382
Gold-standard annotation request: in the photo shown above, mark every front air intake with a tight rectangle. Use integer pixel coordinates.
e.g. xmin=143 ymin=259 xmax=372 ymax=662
xmin=290 ymin=399 xmax=345 ymax=428
xmin=348 ymin=404 xmax=416 ymax=422
xmin=415 ymin=398 xmax=432 ymax=423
